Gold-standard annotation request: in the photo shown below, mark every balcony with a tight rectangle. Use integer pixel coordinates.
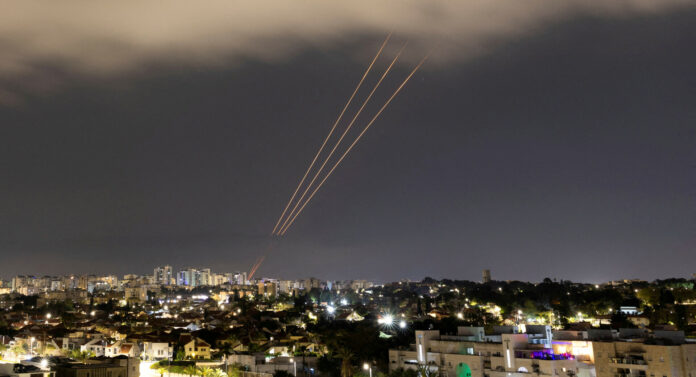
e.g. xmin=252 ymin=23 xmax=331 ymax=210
xmin=609 ymin=358 xmax=648 ymax=370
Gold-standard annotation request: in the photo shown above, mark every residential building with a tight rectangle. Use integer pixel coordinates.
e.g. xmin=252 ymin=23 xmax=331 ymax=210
xmin=124 ymin=287 xmax=147 ymax=303
xmin=56 ymin=357 xmax=139 ymax=377
xmin=592 ymin=331 xmax=696 ymax=377
xmin=153 ymin=266 xmax=173 ymax=285
xmin=0 ymin=364 xmax=55 ymax=377
xmin=179 ymin=334 xmax=211 ymax=360
xmin=104 ymin=341 xmax=141 ymax=358
xmin=141 ymin=341 xmax=173 ymax=361
xmin=81 ymin=338 xmax=106 ymax=357
xmin=389 ymin=326 xmax=594 ymax=377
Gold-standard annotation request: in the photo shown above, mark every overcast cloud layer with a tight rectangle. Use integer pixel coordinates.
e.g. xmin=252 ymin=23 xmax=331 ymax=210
xmin=1 ymin=0 xmax=694 ymax=104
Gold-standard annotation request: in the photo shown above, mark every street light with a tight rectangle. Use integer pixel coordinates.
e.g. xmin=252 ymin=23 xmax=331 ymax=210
xmin=382 ymin=315 xmax=393 ymax=326
xmin=363 ymin=363 xmax=371 ymax=377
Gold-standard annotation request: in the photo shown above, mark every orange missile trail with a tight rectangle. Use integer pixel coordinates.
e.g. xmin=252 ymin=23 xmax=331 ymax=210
xmin=278 ymin=54 xmax=430 ymax=235
xmin=248 ymin=255 xmax=265 ymax=280
xmin=270 ymin=33 xmax=392 ymax=235
xmin=275 ymin=43 xmax=406 ymax=235
xmin=248 ymin=256 xmax=262 ymax=280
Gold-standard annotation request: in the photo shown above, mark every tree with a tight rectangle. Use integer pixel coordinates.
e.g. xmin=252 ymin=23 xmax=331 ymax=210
xmin=175 ymin=349 xmax=186 ymax=361
xmin=336 ymin=348 xmax=354 ymax=377
xmin=209 ymin=369 xmax=228 ymax=377
xmin=636 ymin=288 xmax=660 ymax=308
xmin=158 ymin=368 xmax=168 ymax=377
xmin=11 ymin=343 xmax=28 ymax=356
xmin=184 ymin=365 xmax=200 ymax=377
xmin=416 ymin=365 xmax=437 ymax=377
xmin=199 ymin=367 xmax=214 ymax=377
xmin=610 ymin=311 xmax=634 ymax=329
xmin=672 ymin=304 xmax=688 ymax=330
xmin=416 ymin=366 xmax=433 ymax=377
xmin=70 ymin=349 xmax=95 ymax=364
xmin=226 ymin=363 xmax=245 ymax=377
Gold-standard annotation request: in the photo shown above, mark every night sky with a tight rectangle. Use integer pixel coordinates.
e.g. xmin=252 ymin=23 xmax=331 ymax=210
xmin=1 ymin=1 xmax=695 ymax=282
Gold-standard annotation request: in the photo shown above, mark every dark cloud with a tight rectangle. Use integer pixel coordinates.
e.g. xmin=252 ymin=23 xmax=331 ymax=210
xmin=1 ymin=0 xmax=694 ymax=104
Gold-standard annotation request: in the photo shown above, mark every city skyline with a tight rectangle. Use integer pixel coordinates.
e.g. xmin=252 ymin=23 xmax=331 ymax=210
xmin=2 ymin=2 xmax=695 ymax=283
xmin=2 ymin=265 xmax=693 ymax=287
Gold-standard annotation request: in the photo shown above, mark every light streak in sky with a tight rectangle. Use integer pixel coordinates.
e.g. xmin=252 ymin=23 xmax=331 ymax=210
xmin=271 ymin=33 xmax=392 ymax=235
xmin=275 ymin=43 xmax=406 ymax=235
xmin=278 ymin=53 xmax=430 ymax=235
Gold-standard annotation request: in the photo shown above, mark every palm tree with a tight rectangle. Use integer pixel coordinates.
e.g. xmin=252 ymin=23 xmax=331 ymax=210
xmin=199 ymin=367 xmax=214 ymax=377
xmin=208 ymin=369 xmax=228 ymax=377
xmin=335 ymin=348 xmax=354 ymax=377
xmin=184 ymin=365 xmax=200 ymax=377
xmin=297 ymin=345 xmax=308 ymax=377
xmin=417 ymin=365 xmax=437 ymax=377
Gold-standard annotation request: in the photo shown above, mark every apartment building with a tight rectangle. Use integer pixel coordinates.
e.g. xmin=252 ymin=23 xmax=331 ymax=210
xmin=593 ymin=331 xmax=696 ymax=377
xmin=390 ymin=326 xmax=593 ymax=377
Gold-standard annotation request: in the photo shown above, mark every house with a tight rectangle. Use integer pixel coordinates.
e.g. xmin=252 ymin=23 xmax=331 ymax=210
xmin=141 ymin=341 xmax=173 ymax=361
xmin=80 ymin=338 xmax=106 ymax=357
xmin=179 ymin=334 xmax=211 ymax=360
xmin=105 ymin=341 xmax=141 ymax=358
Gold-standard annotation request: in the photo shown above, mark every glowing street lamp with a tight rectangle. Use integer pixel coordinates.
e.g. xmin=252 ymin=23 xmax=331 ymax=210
xmin=398 ymin=320 xmax=407 ymax=329
xmin=363 ymin=363 xmax=372 ymax=377
xmin=383 ymin=314 xmax=393 ymax=326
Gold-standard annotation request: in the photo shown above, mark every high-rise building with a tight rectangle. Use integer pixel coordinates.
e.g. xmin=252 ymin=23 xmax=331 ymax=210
xmin=199 ymin=268 xmax=211 ymax=286
xmin=177 ymin=267 xmax=215 ymax=287
xmin=225 ymin=272 xmax=247 ymax=285
xmin=482 ymin=269 xmax=491 ymax=283
xmin=154 ymin=265 xmax=173 ymax=285
xmin=177 ymin=268 xmax=196 ymax=287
